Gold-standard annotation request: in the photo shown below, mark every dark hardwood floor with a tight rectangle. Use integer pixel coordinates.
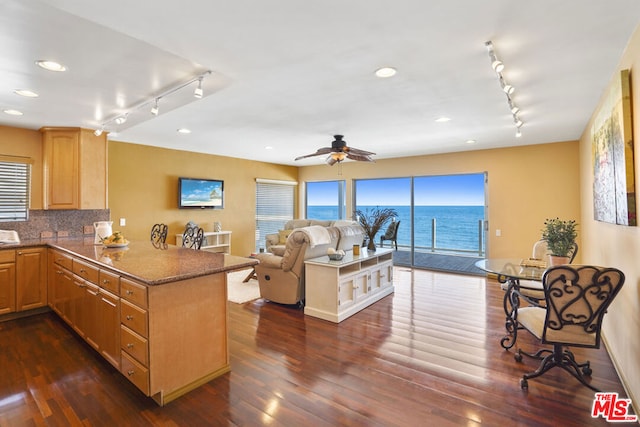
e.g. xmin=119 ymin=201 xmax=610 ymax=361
xmin=0 ymin=267 xmax=634 ymax=426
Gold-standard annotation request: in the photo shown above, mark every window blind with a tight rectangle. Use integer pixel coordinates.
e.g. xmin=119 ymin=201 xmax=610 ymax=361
xmin=255 ymin=179 xmax=296 ymax=251
xmin=0 ymin=160 xmax=30 ymax=221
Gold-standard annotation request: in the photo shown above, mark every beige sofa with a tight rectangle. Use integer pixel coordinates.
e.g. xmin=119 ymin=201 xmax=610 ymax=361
xmin=265 ymin=219 xmax=358 ymax=255
xmin=255 ymin=224 xmax=365 ymax=305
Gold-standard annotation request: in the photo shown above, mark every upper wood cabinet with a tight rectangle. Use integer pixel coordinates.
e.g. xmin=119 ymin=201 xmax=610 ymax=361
xmin=41 ymin=127 xmax=107 ymax=210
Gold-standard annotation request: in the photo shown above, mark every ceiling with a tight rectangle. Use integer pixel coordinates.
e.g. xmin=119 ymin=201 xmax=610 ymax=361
xmin=2 ymin=0 xmax=640 ymax=166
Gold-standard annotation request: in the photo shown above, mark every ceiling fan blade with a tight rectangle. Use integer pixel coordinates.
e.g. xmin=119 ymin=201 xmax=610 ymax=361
xmin=345 ymin=146 xmax=376 ymax=156
xmin=294 ymin=147 xmax=333 ymax=160
xmin=346 ymin=152 xmax=374 ymax=162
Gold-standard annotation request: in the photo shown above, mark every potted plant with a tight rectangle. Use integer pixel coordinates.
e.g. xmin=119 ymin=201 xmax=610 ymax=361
xmin=355 ymin=207 xmax=398 ymax=252
xmin=541 ymin=217 xmax=578 ymax=265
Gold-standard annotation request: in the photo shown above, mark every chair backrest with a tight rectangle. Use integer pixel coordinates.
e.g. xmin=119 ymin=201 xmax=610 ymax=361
xmin=150 ymin=223 xmax=168 ymax=244
xmin=532 ymin=239 xmax=578 ymax=263
xmin=383 ymin=221 xmax=400 ymax=239
xmin=541 ymin=265 xmax=624 ymax=348
xmin=182 ymin=225 xmax=204 ymax=250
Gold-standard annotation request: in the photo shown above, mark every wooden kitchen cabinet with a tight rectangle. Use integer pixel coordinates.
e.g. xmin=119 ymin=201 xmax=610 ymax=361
xmin=41 ymin=127 xmax=107 ymax=210
xmin=16 ymin=247 xmax=47 ymax=311
xmin=0 ymin=250 xmax=16 ymax=315
xmin=47 ymin=249 xmax=122 ymax=370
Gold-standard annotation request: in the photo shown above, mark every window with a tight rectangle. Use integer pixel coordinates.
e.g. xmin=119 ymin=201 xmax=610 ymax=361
xmin=0 ymin=158 xmax=31 ymax=222
xmin=255 ymin=179 xmax=296 ymax=251
xmin=305 ymin=180 xmax=346 ymax=220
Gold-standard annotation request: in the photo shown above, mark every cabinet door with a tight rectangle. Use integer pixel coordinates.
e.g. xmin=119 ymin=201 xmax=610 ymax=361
xmin=16 ymin=247 xmax=47 ymax=311
xmin=338 ymin=272 xmax=368 ymax=308
xmin=43 ymin=129 xmax=80 ymax=209
xmin=83 ymin=282 xmax=100 ymax=350
xmin=0 ymin=262 xmax=16 ymax=315
xmin=98 ymin=288 xmax=121 ymax=369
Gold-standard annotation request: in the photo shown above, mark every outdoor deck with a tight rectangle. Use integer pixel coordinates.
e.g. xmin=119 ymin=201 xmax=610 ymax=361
xmin=390 ymin=246 xmax=485 ymax=275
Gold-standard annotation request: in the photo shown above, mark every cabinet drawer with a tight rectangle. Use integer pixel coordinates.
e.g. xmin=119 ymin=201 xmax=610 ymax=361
xmin=51 ymin=250 xmax=72 ymax=270
xmin=121 ymin=325 xmax=149 ymax=366
xmin=0 ymin=250 xmax=15 ymax=263
xmin=99 ymin=269 xmax=120 ymax=294
xmin=73 ymin=259 xmax=99 ymax=284
xmin=121 ymin=299 xmax=148 ymax=337
xmin=121 ymin=351 xmax=150 ymax=395
xmin=120 ymin=277 xmax=148 ymax=308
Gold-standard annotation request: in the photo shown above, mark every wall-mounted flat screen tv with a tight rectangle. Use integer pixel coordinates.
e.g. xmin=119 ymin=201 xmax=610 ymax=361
xmin=178 ymin=177 xmax=224 ymax=209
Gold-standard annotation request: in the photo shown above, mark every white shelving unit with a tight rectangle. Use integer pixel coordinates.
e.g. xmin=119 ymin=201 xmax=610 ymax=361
xmin=304 ymin=248 xmax=394 ymax=323
xmin=176 ymin=231 xmax=231 ymax=254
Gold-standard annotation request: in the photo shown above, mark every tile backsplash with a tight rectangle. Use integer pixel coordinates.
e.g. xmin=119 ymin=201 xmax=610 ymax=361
xmin=0 ymin=209 xmax=110 ymax=240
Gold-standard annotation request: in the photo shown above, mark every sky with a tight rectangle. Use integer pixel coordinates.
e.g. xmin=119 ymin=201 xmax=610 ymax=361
xmin=307 ymin=173 xmax=485 ymax=206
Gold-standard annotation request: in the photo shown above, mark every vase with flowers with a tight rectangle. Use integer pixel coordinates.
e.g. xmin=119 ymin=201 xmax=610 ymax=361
xmin=541 ymin=217 xmax=578 ymax=265
xmin=355 ymin=207 xmax=398 ymax=252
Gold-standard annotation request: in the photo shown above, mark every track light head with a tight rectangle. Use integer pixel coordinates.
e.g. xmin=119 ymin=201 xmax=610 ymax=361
xmin=94 ymin=128 xmax=103 ymax=136
xmin=194 ymin=77 xmax=203 ymax=98
xmin=115 ymin=114 xmax=128 ymax=125
xmin=491 ymin=60 xmax=504 ymax=73
xmin=503 ymin=84 xmax=514 ymax=95
xmin=151 ymin=99 xmax=159 ymax=116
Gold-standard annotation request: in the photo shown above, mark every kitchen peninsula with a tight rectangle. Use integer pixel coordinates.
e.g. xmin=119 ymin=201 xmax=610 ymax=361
xmin=42 ymin=238 xmax=257 ymax=406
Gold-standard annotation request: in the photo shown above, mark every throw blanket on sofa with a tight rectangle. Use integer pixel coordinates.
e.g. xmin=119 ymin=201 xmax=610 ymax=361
xmin=302 ymin=225 xmax=331 ymax=247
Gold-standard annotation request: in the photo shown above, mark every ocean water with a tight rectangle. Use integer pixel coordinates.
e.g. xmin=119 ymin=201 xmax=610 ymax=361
xmin=307 ymin=205 xmax=485 ymax=253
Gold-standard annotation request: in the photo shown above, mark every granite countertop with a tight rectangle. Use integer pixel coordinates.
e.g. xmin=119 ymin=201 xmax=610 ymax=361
xmin=3 ymin=237 xmax=258 ymax=286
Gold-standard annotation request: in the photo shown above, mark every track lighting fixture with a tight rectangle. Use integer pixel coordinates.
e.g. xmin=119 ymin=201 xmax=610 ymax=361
xmin=485 ymin=41 xmax=523 ymax=138
xmin=194 ymin=77 xmax=203 ymax=98
xmin=95 ymin=70 xmax=212 ymax=135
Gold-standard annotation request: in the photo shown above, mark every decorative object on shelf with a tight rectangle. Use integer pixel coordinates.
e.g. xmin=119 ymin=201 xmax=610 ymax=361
xmin=327 ymin=247 xmax=345 ymax=260
xmin=214 ymin=221 xmax=222 ymax=232
xmin=541 ymin=218 xmax=577 ymax=265
xmin=355 ymin=207 xmax=398 ymax=252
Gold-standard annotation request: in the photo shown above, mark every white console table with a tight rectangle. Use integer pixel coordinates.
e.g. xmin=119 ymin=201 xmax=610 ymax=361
xmin=304 ymin=248 xmax=394 ymax=323
xmin=176 ymin=231 xmax=231 ymax=254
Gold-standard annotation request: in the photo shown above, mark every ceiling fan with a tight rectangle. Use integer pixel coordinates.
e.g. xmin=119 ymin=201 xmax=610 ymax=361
xmin=294 ymin=135 xmax=376 ymax=165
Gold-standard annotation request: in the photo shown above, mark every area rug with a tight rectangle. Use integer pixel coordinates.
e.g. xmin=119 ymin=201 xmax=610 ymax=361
xmin=227 ymin=269 xmax=261 ymax=304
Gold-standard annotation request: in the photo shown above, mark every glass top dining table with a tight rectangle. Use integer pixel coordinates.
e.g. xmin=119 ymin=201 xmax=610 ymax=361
xmin=475 ymin=258 xmax=546 ymax=282
xmin=475 ymin=258 xmax=547 ymax=350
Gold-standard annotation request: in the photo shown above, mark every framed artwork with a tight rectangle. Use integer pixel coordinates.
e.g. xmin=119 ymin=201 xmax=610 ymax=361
xmin=592 ymin=69 xmax=636 ymax=226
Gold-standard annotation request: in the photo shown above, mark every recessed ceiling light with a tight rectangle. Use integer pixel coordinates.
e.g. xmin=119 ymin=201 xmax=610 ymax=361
xmin=35 ymin=60 xmax=67 ymax=72
xmin=265 ymin=146 xmax=273 ymax=150
xmin=3 ymin=109 xmax=23 ymax=116
xmin=435 ymin=117 xmax=451 ymax=123
xmin=375 ymin=67 xmax=397 ymax=78
xmin=465 ymin=139 xmax=476 ymax=144
xmin=14 ymin=89 xmax=39 ymax=98
xmin=177 ymin=128 xmax=191 ymax=134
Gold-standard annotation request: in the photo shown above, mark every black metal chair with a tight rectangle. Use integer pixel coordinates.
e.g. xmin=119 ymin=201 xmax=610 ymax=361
xmin=150 ymin=223 xmax=168 ymax=246
xmin=380 ymin=220 xmax=400 ymax=250
xmin=515 ymin=265 xmax=625 ymax=391
xmin=182 ymin=225 xmax=204 ymax=250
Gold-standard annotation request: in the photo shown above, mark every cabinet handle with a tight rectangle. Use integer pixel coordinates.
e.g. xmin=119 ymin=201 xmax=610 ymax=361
xmin=127 ymin=343 xmax=134 ymax=348
xmin=56 ymin=270 xmax=63 ymax=275
xmin=127 ymin=370 xmax=135 ymax=376
xmin=126 ymin=315 xmax=133 ymax=320
xmin=79 ymin=268 xmax=86 ymax=273
xmin=17 ymin=251 xmax=23 ymax=255
xmin=102 ymin=279 xmax=110 ymax=285
xmin=126 ymin=290 xmax=134 ymax=295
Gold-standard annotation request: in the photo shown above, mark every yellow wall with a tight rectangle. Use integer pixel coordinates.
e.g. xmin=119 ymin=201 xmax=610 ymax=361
xmin=0 ymin=125 xmax=43 ymax=209
xmin=299 ymin=141 xmax=581 ymax=259
xmin=107 ymin=141 xmax=297 ymax=255
xmin=579 ymin=24 xmax=640 ymax=405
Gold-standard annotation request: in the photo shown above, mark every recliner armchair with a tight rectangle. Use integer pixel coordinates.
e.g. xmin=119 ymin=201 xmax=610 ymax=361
xmin=255 ymin=224 xmax=364 ymax=305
